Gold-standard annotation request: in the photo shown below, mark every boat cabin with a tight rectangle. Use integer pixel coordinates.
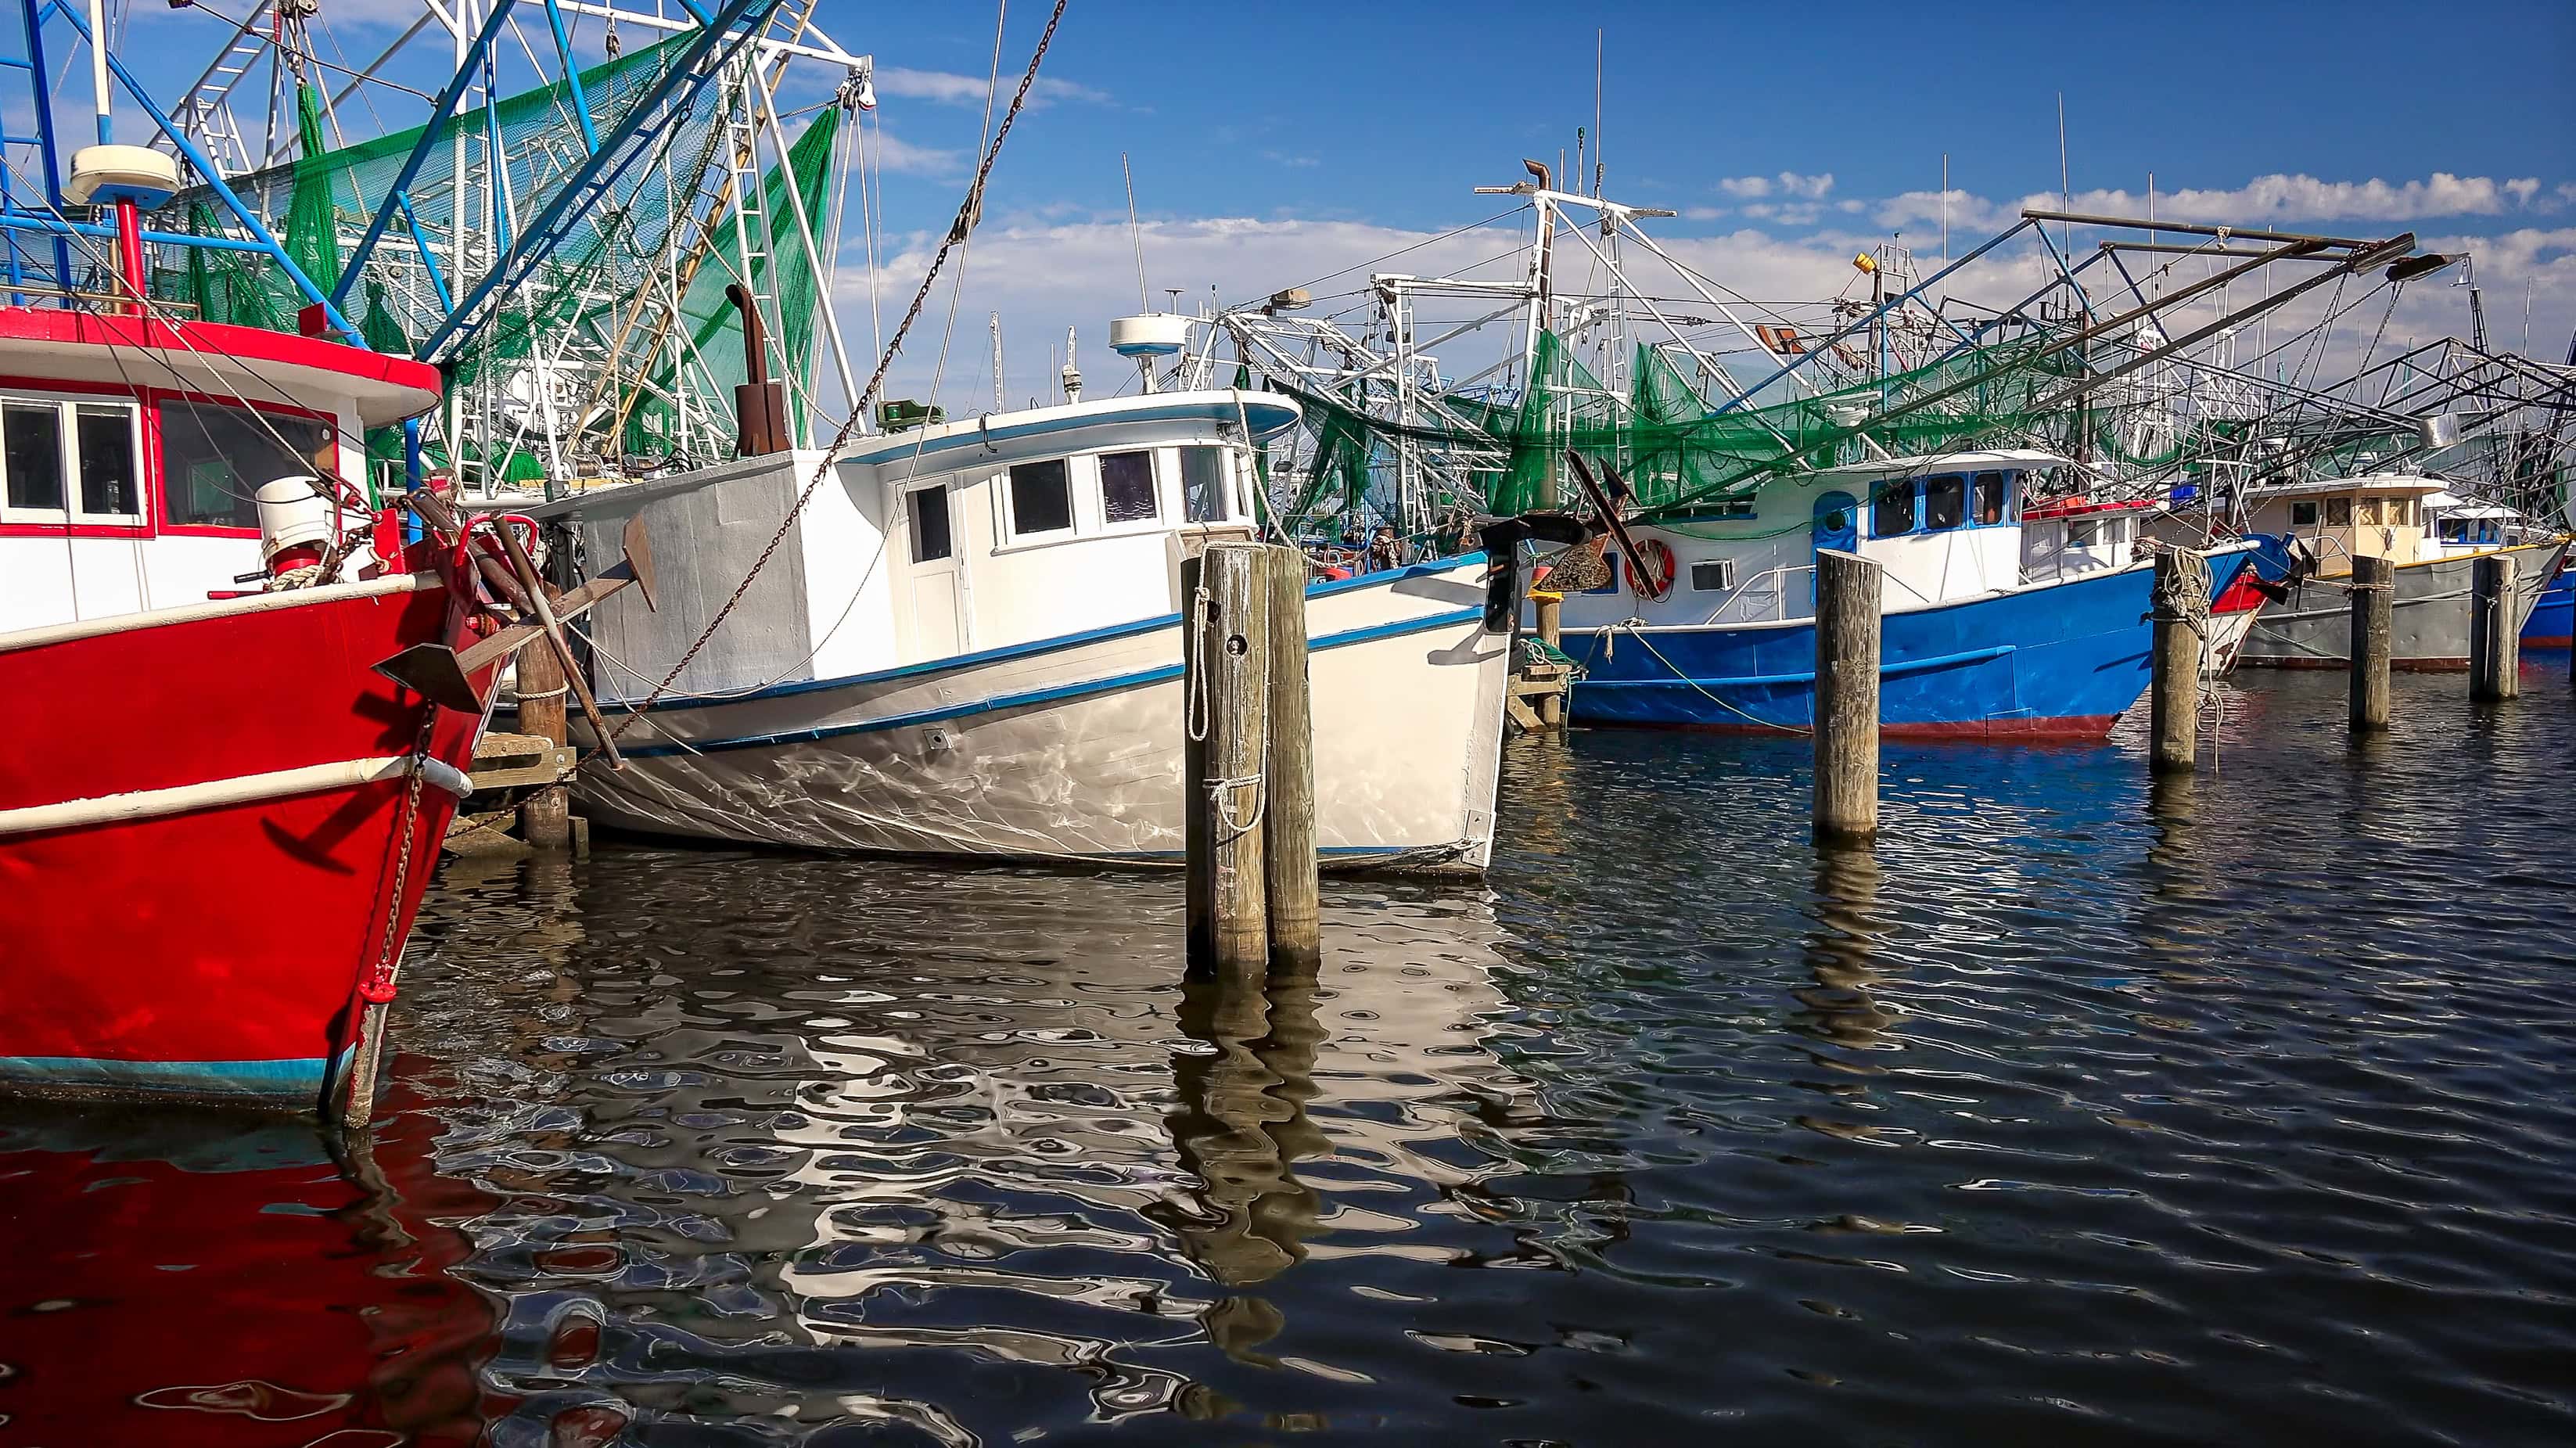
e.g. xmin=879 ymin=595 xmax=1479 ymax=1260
xmin=0 ymin=309 xmax=442 ymax=630
xmin=1556 ymin=447 xmax=2069 ymax=627
xmin=548 ymin=390 xmax=1297 ymax=700
xmin=2239 ymin=472 xmax=2441 ymax=576
xmin=2421 ymin=490 xmax=2527 ymax=555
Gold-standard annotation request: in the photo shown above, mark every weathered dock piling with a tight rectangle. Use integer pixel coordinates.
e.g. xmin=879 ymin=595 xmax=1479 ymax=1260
xmin=1263 ymin=545 xmax=1321 ymax=966
xmin=2470 ymin=552 xmax=2519 ymax=702
xmin=1813 ymin=549 xmax=1881 ymax=841
xmin=1184 ymin=544 xmax=1271 ymax=972
xmin=2349 ymin=555 xmax=2394 ymax=733
xmin=2149 ymin=552 xmax=2201 ymax=774
xmin=513 ymin=603 xmax=575 ymax=849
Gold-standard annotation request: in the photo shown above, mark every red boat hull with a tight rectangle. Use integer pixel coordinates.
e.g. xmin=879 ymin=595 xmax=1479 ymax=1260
xmin=0 ymin=572 xmax=486 ymax=1109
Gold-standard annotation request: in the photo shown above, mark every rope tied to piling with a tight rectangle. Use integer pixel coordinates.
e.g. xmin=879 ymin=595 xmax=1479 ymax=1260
xmin=1185 ymin=559 xmax=1271 ymax=843
xmin=2147 ymin=544 xmax=2214 ymax=640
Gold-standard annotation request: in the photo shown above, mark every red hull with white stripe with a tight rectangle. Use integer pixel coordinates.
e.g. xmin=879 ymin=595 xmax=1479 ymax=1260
xmin=0 ymin=565 xmax=489 ymax=1111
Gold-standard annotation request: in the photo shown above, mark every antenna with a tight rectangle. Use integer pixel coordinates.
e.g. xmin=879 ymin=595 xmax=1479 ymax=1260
xmin=1122 ymin=152 xmax=1148 ymax=312
xmin=1593 ymin=28 xmax=1604 ymax=196
xmin=2057 ymin=93 xmax=2071 ymax=253
xmin=990 ymin=311 xmax=1005 ymax=412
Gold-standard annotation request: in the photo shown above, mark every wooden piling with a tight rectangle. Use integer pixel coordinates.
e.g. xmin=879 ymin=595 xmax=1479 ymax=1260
xmin=1263 ymin=545 xmax=1320 ymax=966
xmin=2348 ymin=554 xmax=2393 ymax=732
xmin=1184 ymin=543 xmax=1270 ymax=972
xmin=2149 ymin=551 xmax=2199 ymax=774
xmin=1813 ymin=549 xmax=1881 ymax=842
xmin=1533 ymin=591 xmax=1565 ymax=728
xmin=2470 ymin=552 xmax=2518 ymax=702
xmin=514 ymin=597 xmax=574 ymax=849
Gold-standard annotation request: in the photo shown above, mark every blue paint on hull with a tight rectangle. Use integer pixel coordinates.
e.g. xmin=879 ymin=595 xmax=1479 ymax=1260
xmin=1565 ymin=552 xmax=2251 ymax=735
xmin=2521 ymin=567 xmax=2572 ymax=645
xmin=0 ymin=1052 xmax=334 ymax=1101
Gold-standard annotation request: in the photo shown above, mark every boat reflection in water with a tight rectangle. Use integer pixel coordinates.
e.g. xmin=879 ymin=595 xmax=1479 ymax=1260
xmin=332 ymin=851 xmax=1537 ymax=1441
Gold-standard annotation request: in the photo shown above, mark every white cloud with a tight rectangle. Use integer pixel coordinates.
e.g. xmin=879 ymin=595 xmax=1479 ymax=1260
xmin=860 ymin=128 xmax=965 ymax=176
xmin=2038 ymin=172 xmax=2542 ymax=225
xmin=1719 ymin=171 xmax=1832 ymax=200
xmin=874 ymin=67 xmax=1111 ymax=108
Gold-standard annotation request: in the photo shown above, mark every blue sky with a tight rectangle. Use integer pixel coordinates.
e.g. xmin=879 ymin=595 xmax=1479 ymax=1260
xmin=81 ymin=1 xmax=2576 ymax=405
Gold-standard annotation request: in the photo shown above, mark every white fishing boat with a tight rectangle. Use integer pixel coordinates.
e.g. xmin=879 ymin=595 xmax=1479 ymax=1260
xmin=525 ymin=374 xmax=1511 ymax=872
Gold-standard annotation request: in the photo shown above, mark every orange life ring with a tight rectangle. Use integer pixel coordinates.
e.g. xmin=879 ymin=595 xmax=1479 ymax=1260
xmin=1624 ymin=537 xmax=1676 ymax=598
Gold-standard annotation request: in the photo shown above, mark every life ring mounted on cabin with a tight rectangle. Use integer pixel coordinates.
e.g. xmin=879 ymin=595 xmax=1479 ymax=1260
xmin=1624 ymin=537 xmax=1676 ymax=599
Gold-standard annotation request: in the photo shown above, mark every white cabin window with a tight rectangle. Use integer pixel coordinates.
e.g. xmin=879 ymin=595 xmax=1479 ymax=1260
xmin=0 ymin=396 xmax=143 ymax=525
xmin=1923 ymin=474 xmax=1967 ymax=531
xmin=1005 ymin=458 xmax=1074 ymax=537
xmin=2325 ymin=498 xmax=2352 ymax=528
xmin=2068 ymin=518 xmax=2102 ymax=548
xmin=1690 ymin=559 xmax=1736 ymax=592
xmin=1181 ymin=446 xmax=1228 ymax=523
xmin=908 ymin=483 xmax=951 ymax=562
xmin=2 ymin=401 xmax=65 ymax=515
xmin=160 ymin=399 xmax=330 ymax=530
xmin=76 ymin=405 xmax=140 ymax=519
xmin=2290 ymin=501 xmax=2319 ymax=526
xmin=1100 ymin=450 xmax=1159 ymax=525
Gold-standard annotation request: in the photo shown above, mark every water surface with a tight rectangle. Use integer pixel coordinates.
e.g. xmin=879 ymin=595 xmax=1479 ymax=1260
xmin=5 ymin=667 xmax=2573 ymax=1445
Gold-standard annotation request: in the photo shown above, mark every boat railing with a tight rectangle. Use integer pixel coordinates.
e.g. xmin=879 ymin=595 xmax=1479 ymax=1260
xmin=1697 ymin=560 xmax=1937 ymax=625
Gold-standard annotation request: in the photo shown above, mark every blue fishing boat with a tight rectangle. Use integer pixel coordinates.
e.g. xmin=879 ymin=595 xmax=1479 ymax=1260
xmin=1550 ymin=450 xmax=2254 ymax=738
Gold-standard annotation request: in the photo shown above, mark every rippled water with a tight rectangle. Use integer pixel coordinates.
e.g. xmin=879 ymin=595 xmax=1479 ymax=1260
xmin=6 ymin=667 xmax=2574 ymax=1445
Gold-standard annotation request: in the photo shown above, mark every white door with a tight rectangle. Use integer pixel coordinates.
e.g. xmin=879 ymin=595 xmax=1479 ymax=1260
xmin=900 ymin=481 xmax=965 ymax=660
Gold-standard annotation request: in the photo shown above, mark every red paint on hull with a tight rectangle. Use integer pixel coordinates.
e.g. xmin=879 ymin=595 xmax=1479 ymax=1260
xmin=0 ymin=1073 xmax=513 ymax=1443
xmin=0 ymin=567 xmax=489 ymax=1105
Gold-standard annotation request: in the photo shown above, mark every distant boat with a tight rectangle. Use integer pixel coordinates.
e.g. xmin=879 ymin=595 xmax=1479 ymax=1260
xmin=2234 ymin=474 xmax=2569 ymax=668
xmin=1550 ymin=448 xmax=2256 ymax=738
xmin=523 ymin=384 xmax=1512 ymax=872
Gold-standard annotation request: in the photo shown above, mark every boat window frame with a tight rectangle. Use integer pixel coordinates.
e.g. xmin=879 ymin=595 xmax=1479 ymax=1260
xmin=2325 ymin=497 xmax=2353 ymax=528
xmin=2290 ymin=500 xmax=2319 ymax=526
xmin=1001 ymin=455 xmax=1076 ymax=541
xmin=1096 ymin=447 xmax=1162 ymax=530
xmin=0 ymin=392 xmax=145 ymax=528
xmin=1180 ymin=445 xmax=1231 ymax=524
xmin=907 ymin=481 xmax=953 ymax=563
xmin=154 ymin=395 xmax=340 ymax=535
xmin=1870 ymin=478 xmax=1917 ymax=537
xmin=1970 ymin=469 xmax=2013 ymax=527
xmin=1922 ymin=472 xmax=1968 ymax=532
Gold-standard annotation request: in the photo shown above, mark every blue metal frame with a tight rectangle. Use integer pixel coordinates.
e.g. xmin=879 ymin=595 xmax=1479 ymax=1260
xmin=329 ymin=0 xmax=526 ymax=313
xmin=36 ymin=0 xmax=361 ymax=341
xmin=540 ymin=0 xmax=601 ymax=154
xmin=416 ymin=0 xmax=792 ymax=364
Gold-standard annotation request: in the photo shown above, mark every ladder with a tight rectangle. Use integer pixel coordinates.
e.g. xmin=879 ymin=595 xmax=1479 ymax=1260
xmin=165 ymin=0 xmax=278 ymax=180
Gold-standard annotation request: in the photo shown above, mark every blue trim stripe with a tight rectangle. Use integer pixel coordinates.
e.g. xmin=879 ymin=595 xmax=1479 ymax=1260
xmin=620 ymin=556 xmax=1489 ymax=714
xmin=1576 ymin=644 xmax=2015 ymax=690
xmin=623 ymin=605 xmax=1486 ymax=760
xmin=1 ymin=1054 xmax=329 ymax=1098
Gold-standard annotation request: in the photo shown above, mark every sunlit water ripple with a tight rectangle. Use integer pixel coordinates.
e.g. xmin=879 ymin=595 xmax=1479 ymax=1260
xmin=3 ymin=667 xmax=2572 ymax=1445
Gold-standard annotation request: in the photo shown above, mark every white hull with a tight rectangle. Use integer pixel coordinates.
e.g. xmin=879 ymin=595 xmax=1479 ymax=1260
xmin=2203 ymin=605 xmax=2261 ymax=677
xmin=573 ymin=559 xmax=1509 ymax=872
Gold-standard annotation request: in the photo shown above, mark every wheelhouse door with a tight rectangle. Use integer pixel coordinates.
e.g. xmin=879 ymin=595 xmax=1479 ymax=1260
xmin=1811 ymin=490 xmax=1859 ymax=608
xmin=899 ymin=480 xmax=965 ymax=660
